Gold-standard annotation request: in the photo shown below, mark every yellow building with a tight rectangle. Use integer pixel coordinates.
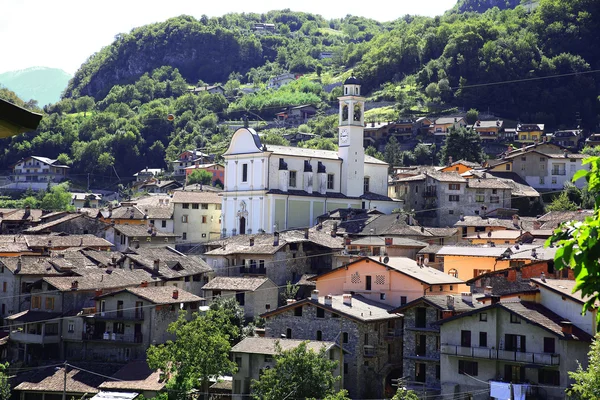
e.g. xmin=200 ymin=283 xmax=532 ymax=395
xmin=516 ymin=123 xmax=544 ymax=143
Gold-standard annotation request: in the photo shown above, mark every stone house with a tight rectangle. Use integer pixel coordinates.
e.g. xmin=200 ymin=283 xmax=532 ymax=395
xmin=98 ymin=360 xmax=166 ymax=398
xmin=453 ymin=215 xmax=537 ymax=239
xmin=344 ymin=236 xmax=428 ymax=259
xmin=71 ymin=193 xmax=102 ymax=209
xmin=230 ymin=337 xmax=342 ymax=399
xmin=23 ymin=213 xmax=108 ymax=236
xmin=0 ymin=207 xmax=45 ymax=234
xmin=388 ymin=293 xmax=484 ymax=395
xmin=438 ymin=299 xmax=592 ymax=400
xmin=202 ymin=276 xmax=278 ymax=320
xmin=11 ymin=156 xmax=69 ymax=190
xmin=133 ymin=168 xmax=164 ymax=182
xmin=64 ymin=286 xmax=203 ymax=363
xmin=203 ymin=229 xmax=343 ymax=287
xmin=171 ymin=149 xmax=215 ymax=177
xmin=105 ymin=224 xmax=179 ymax=252
xmin=312 ymin=257 xmax=463 ymax=307
xmin=138 ymin=179 xmax=182 ymax=193
xmin=23 ymin=234 xmax=113 ymax=252
xmin=262 ymin=292 xmax=403 ymax=399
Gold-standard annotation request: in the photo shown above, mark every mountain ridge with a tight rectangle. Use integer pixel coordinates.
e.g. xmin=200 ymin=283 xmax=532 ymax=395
xmin=0 ymin=67 xmax=72 ymax=106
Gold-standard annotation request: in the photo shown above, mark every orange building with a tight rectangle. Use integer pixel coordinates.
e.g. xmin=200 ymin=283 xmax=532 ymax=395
xmin=184 ymin=163 xmax=225 ymax=185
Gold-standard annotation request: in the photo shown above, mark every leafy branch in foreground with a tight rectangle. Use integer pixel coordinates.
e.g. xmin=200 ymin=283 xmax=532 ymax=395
xmin=547 ymin=156 xmax=600 ymax=328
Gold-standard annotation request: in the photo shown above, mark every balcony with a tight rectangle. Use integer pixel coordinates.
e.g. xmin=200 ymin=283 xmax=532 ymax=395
xmin=551 ymin=169 xmax=566 ymax=176
xmin=10 ymin=331 xmax=60 ymax=344
xmin=94 ymin=310 xmax=145 ymax=321
xmin=240 ymin=267 xmax=267 ymax=275
xmin=385 ymin=329 xmax=403 ymax=340
xmin=82 ymin=332 xmax=143 ymax=343
xmin=423 ymin=188 xmax=437 ymax=197
xmin=441 ymin=344 xmax=560 ymax=366
xmin=364 ymin=345 xmax=377 ymax=358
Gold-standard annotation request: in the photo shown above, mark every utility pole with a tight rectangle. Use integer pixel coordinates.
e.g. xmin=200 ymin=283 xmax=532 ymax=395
xmin=62 ymin=360 xmax=67 ymax=400
xmin=87 ymin=173 xmax=90 ymax=191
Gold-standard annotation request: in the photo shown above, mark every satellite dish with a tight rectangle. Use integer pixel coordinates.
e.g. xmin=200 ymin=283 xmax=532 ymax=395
xmin=383 ymin=256 xmax=390 ymax=264
xmin=423 ymin=258 xmax=429 ymax=266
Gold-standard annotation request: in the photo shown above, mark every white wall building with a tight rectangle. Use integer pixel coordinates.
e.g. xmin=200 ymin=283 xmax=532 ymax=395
xmin=221 ymin=78 xmax=397 ymax=236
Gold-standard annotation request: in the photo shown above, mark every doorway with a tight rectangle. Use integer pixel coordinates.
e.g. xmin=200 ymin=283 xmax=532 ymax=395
xmin=239 ymin=217 xmax=246 ymax=235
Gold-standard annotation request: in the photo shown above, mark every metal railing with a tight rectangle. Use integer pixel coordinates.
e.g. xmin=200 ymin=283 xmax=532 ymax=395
xmin=94 ymin=310 xmax=145 ymax=320
xmin=551 ymin=169 xmax=566 ymax=176
xmin=441 ymin=344 xmax=560 ymax=366
xmin=82 ymin=332 xmax=143 ymax=343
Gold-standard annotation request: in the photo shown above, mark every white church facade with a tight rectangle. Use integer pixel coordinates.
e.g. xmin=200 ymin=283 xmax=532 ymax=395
xmin=221 ymin=78 xmax=397 ymax=236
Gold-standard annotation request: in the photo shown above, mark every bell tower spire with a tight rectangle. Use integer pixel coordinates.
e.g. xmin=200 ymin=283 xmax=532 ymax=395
xmin=338 ymin=77 xmax=365 ymax=198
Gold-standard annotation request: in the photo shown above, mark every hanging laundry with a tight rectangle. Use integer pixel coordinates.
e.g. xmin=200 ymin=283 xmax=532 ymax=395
xmin=513 ymin=383 xmax=529 ymax=400
xmin=490 ymin=381 xmax=511 ymax=400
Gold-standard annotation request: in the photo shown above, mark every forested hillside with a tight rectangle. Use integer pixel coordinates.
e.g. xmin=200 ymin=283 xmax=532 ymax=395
xmin=0 ymin=0 xmax=598 ymax=188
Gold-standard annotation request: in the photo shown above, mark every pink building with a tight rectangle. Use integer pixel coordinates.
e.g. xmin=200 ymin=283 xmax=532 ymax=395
xmin=185 ymin=163 xmax=225 ymax=186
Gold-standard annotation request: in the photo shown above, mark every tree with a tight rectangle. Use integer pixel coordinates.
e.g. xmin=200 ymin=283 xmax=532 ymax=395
xmin=465 ymin=108 xmax=479 ymax=125
xmin=384 ymin=136 xmax=401 ymax=169
xmin=56 ymin=153 xmax=73 ymax=166
xmin=0 ymin=363 xmax=10 ymax=400
xmin=439 ymin=127 xmax=485 ymax=165
xmin=568 ymin=333 xmax=600 ymax=399
xmin=546 ymin=191 xmax=579 ymax=212
xmin=146 ymin=308 xmax=238 ymax=396
xmin=391 ymin=387 xmax=419 ymax=400
xmin=280 ymin=281 xmax=299 ymax=302
xmin=208 ymin=296 xmax=250 ymax=342
xmin=75 ymin=96 xmax=95 ymax=116
xmin=187 ymin=169 xmax=212 ymax=185
xmin=251 ymin=341 xmax=340 ymax=400
xmin=548 ymin=156 xmax=600 ymax=328
xmin=40 ymin=183 xmax=74 ymax=211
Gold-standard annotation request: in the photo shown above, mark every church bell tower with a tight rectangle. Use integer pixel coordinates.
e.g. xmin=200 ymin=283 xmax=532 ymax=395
xmin=338 ymin=77 xmax=365 ymax=198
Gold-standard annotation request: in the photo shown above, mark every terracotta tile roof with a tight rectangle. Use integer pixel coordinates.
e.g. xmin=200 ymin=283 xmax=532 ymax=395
xmin=231 ymin=337 xmax=337 ymax=355
xmin=203 ymin=276 xmax=271 ymax=291
xmin=171 ymin=191 xmax=220 ymax=204
xmin=99 ymin=361 xmax=165 ymax=392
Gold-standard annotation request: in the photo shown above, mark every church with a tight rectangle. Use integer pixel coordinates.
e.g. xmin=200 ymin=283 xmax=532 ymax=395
xmin=221 ymin=78 xmax=397 ymax=236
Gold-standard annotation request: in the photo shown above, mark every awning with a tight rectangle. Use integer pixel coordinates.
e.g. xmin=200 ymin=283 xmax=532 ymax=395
xmin=6 ymin=310 xmax=62 ymax=323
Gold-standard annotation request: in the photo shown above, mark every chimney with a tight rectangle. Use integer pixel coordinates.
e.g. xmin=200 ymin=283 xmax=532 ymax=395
xmin=448 ymin=156 xmax=453 ymax=165
xmin=71 ymin=280 xmax=79 ymax=290
xmin=47 ymin=239 xmax=52 ymax=248
xmin=273 ymin=232 xmax=280 ymax=246
xmin=153 ymin=259 xmax=160 ymax=271
xmin=140 ymin=281 xmax=148 ymax=288
xmin=95 ymin=289 xmax=102 ymax=297
xmin=484 ymin=286 xmax=493 ymax=296
xmin=343 ymin=294 xmax=352 ymax=306
xmin=311 ymin=290 xmax=320 ymax=301
xmin=324 ymin=294 xmax=333 ymax=306
xmin=16 ymin=256 xmax=22 ymax=273
xmin=540 ymin=271 xmax=546 ymax=282
xmin=111 ymin=256 xmax=117 ymax=266
xmin=304 ymin=228 xmax=309 ymax=239
xmin=461 ymin=292 xmax=473 ymax=304
xmin=172 ymin=289 xmax=179 ymax=300
xmin=249 ymin=238 xmax=255 ymax=247
xmin=561 ymin=321 xmax=573 ymax=335
xmin=331 ymin=222 xmax=338 ymax=238
xmin=490 ymin=295 xmax=501 ymax=305
xmin=446 ymin=295 xmax=455 ymax=309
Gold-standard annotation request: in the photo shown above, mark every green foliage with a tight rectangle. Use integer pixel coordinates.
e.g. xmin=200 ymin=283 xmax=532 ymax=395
xmin=546 ymin=191 xmax=579 ymax=212
xmin=547 ymin=156 xmax=600 ymax=329
xmin=75 ymin=96 xmax=95 ymax=116
xmin=0 ymin=363 xmax=10 ymax=400
xmin=251 ymin=341 xmax=340 ymax=400
xmin=40 ymin=183 xmax=74 ymax=211
xmin=384 ymin=136 xmax=402 ymax=168
xmin=439 ymin=127 xmax=485 ymax=165
xmin=582 ymin=146 xmax=600 ymax=157
xmin=391 ymin=384 xmax=420 ymax=400
xmin=146 ymin=307 xmax=239 ymax=393
xmin=260 ymin=130 xmax=290 ymax=146
xmin=465 ymin=108 xmax=479 ymax=124
xmin=298 ymin=137 xmax=337 ymax=151
xmin=365 ymin=146 xmax=384 ymax=161
xmin=313 ymin=390 xmax=351 ymax=400
xmin=567 ymin=333 xmax=600 ymax=399
xmin=187 ymin=169 xmax=212 ymax=185
xmin=280 ymin=281 xmax=299 ymax=302
xmin=208 ymin=296 xmax=249 ymax=342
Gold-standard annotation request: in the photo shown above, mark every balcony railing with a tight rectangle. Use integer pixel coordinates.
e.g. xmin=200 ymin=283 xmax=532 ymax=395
xmin=364 ymin=345 xmax=377 ymax=358
xmin=10 ymin=331 xmax=60 ymax=344
xmin=551 ymin=170 xmax=566 ymax=176
xmin=82 ymin=332 xmax=143 ymax=343
xmin=441 ymin=344 xmax=560 ymax=366
xmin=240 ymin=267 xmax=267 ymax=275
xmin=94 ymin=310 xmax=145 ymax=320
xmin=423 ymin=188 xmax=437 ymax=197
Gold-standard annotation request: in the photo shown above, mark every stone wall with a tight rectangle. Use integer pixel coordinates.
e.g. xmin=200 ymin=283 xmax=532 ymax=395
xmin=402 ymin=305 xmax=441 ymax=390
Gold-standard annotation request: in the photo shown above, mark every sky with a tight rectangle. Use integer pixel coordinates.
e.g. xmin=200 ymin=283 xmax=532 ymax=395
xmin=0 ymin=0 xmax=456 ymax=75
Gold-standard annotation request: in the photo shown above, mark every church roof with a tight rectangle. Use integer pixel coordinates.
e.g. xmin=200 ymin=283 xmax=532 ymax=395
xmin=265 ymin=145 xmax=387 ymax=165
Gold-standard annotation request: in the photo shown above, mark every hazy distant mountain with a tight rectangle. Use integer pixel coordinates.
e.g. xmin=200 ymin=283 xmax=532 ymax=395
xmin=0 ymin=67 xmax=71 ymax=106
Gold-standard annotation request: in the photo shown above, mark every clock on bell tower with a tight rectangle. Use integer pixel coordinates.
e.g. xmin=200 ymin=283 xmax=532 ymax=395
xmin=338 ymin=76 xmax=365 ymax=198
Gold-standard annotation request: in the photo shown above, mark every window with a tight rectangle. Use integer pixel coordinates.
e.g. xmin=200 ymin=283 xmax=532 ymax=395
xmin=505 ymin=364 xmax=526 ymax=383
xmin=401 ymin=296 xmax=407 ymax=305
xmin=68 ymin=321 xmax=75 ymax=333
xmin=316 ymin=330 xmax=322 ymax=341
xmin=475 ymin=193 xmax=485 ymax=203
xmin=458 ymin=360 xmax=478 ymax=376
xmin=510 ymin=314 xmax=521 ymax=324
xmin=192 ymin=203 xmax=199 ymax=209
xmin=182 ymin=203 xmax=189 ymax=209
xmin=364 ymin=177 xmax=370 ymax=193
xmin=182 ymin=232 xmax=187 ymax=240
xmin=201 ymin=203 xmax=208 ymax=209
xmin=552 ymin=177 xmax=557 ymax=184
xmin=161 ymin=220 xmax=167 ymax=228
xmin=449 ymin=183 xmax=461 ymax=190
xmin=365 ymin=276 xmax=372 ymax=290
xmin=343 ymin=332 xmax=349 ymax=343
xmin=327 ymin=174 xmax=334 ymax=190
xmin=45 ymin=323 xmax=59 ymax=336
xmin=32 ymin=296 xmax=41 ymax=309
xmin=286 ymin=328 xmax=292 ymax=339
xmin=114 ymin=322 xmax=125 ymax=334
xmin=242 ymin=163 xmax=248 ymax=182
xmin=539 ymin=177 xmax=545 ymax=185
xmin=521 ymin=156 xmax=526 ymax=161
xmin=236 ymin=292 xmax=245 ymax=306
xmin=259 ymin=260 xmax=265 ymax=270
xmin=2 ymin=282 xmax=5 ymax=292
xmin=415 ymin=307 xmax=427 ymax=328
xmin=449 ymin=195 xmax=460 ymax=202
xmin=505 ymin=334 xmax=526 ymax=352
xmin=490 ymin=196 xmax=500 ymax=203
xmin=479 ymin=332 xmax=488 ymax=347
xmin=461 ymin=330 xmax=471 ymax=347
xmin=544 ymin=337 xmax=556 ymax=354
xmin=294 ymin=306 xmax=303 ymax=317
xmin=540 ymin=157 xmax=546 ymax=162
xmin=202 ymin=216 xmax=207 ymax=223
xmin=539 ymin=369 xmax=560 ymax=386
xmin=380 ymin=293 xmax=386 ymax=300
xmin=436 ymin=365 xmax=441 ymax=380
xmin=479 ymin=313 xmax=487 ymax=322
xmin=505 ymin=164 xmax=511 ymax=171
xmin=182 ymin=215 xmax=188 ymax=223
xmin=289 ymin=171 xmax=297 ymax=187
xmin=45 ymin=297 xmax=55 ymax=310
xmin=317 ymin=308 xmax=325 ymax=318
